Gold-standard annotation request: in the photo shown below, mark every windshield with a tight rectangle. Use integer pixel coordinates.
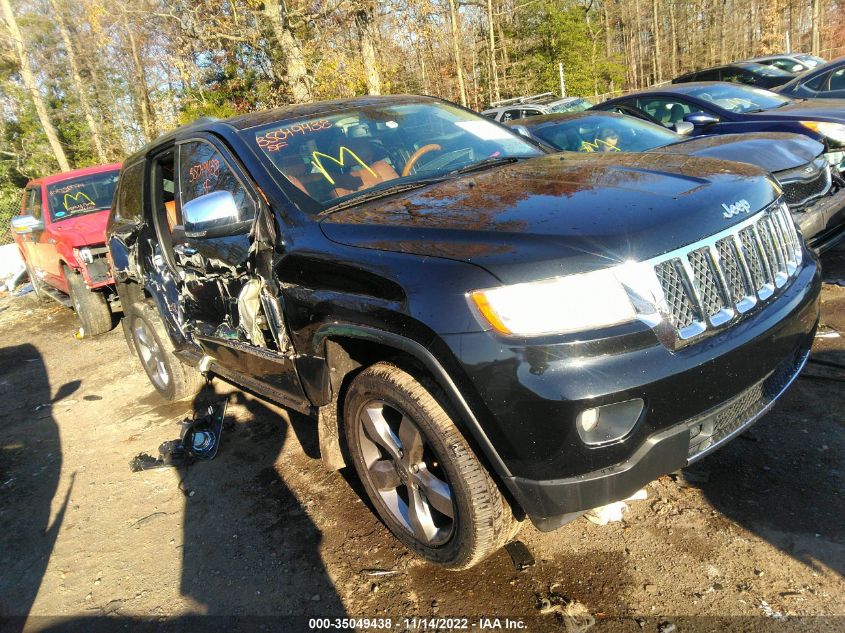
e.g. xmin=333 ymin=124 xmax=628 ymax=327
xmin=531 ymin=114 xmax=680 ymax=152
xmin=685 ymin=84 xmax=792 ymax=113
xmin=548 ymin=98 xmax=594 ymax=113
xmin=249 ymin=100 xmax=542 ymax=211
xmin=46 ymin=171 xmax=120 ymax=221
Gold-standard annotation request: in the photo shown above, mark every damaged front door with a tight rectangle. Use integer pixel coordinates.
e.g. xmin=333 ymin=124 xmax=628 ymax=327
xmin=162 ymin=137 xmax=308 ymax=410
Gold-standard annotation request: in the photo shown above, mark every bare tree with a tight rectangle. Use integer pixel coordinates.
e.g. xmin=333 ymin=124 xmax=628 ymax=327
xmin=355 ymin=3 xmax=383 ymax=95
xmin=448 ymin=0 xmax=468 ymax=106
xmin=263 ymin=0 xmax=312 ymax=103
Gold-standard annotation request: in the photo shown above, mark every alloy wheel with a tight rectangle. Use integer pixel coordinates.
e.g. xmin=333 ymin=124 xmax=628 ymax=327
xmin=133 ymin=319 xmax=170 ymax=390
xmin=356 ymin=400 xmax=455 ymax=546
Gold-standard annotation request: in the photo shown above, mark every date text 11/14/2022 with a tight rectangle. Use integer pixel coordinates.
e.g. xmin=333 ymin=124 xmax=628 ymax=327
xmin=307 ymin=617 xmax=528 ymax=630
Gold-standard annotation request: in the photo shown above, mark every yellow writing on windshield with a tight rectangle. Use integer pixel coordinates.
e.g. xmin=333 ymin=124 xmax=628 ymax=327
xmin=63 ymin=191 xmax=96 ymax=211
xmin=579 ymin=138 xmax=621 ymax=152
xmin=312 ymin=147 xmax=376 ymax=185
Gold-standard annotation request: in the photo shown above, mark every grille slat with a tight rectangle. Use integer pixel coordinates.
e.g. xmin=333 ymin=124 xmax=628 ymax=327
xmin=655 ymin=259 xmax=699 ymax=330
xmin=755 ymin=221 xmax=778 ymax=288
xmin=739 ymin=228 xmax=767 ymax=291
xmin=716 ymin=238 xmax=747 ymax=305
xmin=688 ymin=248 xmax=723 ymax=318
xmin=650 ymin=200 xmax=802 ymax=348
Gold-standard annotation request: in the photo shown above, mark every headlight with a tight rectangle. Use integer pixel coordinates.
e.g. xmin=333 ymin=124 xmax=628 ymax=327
xmin=73 ymin=247 xmax=94 ymax=264
xmin=801 ymin=121 xmax=845 ymax=144
xmin=469 ymin=267 xmax=636 ymax=336
xmin=824 ymin=150 xmax=845 ymax=170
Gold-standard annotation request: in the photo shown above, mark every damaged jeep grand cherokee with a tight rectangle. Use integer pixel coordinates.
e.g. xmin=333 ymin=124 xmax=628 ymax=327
xmin=107 ymin=96 xmax=821 ymax=569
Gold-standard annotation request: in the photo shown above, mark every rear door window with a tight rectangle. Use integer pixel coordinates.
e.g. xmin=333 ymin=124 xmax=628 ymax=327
xmin=520 ymin=108 xmax=543 ymax=118
xmin=828 ymin=69 xmax=845 ymax=91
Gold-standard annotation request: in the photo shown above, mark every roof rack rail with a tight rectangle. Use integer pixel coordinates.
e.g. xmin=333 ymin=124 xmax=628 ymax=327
xmin=489 ymin=92 xmax=557 ymax=108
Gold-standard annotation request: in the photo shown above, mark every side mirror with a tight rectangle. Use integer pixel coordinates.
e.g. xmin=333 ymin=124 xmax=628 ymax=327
xmin=683 ymin=112 xmax=720 ymax=127
xmin=182 ymin=190 xmax=251 ymax=239
xmin=11 ymin=214 xmax=45 ymax=234
xmin=512 ymin=125 xmax=532 ymax=138
xmin=791 ymin=64 xmax=804 ymax=73
xmin=674 ymin=121 xmax=695 ymax=135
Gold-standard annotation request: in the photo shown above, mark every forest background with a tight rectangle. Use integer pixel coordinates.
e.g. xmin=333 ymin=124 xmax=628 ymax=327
xmin=1 ymin=0 xmax=843 ymax=213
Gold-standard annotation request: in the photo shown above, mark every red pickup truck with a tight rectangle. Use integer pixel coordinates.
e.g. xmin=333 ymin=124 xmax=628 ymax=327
xmin=11 ymin=163 xmax=122 ymax=336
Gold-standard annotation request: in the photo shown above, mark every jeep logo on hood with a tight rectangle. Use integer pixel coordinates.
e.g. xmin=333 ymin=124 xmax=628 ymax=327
xmin=721 ymin=199 xmax=752 ymax=219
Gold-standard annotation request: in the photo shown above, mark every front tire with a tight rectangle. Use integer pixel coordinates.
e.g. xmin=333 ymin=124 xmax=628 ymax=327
xmin=23 ymin=258 xmax=48 ymax=303
xmin=344 ymin=362 xmax=517 ymax=569
xmin=128 ymin=303 xmax=204 ymax=401
xmin=65 ymin=266 xmax=112 ymax=336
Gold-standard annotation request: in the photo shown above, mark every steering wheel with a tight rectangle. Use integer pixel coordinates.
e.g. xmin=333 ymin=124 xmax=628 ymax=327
xmin=402 ymin=144 xmax=442 ymax=177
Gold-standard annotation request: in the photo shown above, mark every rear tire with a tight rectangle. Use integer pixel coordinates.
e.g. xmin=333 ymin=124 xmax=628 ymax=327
xmin=65 ymin=266 xmax=112 ymax=336
xmin=344 ymin=361 xmax=517 ymax=569
xmin=128 ymin=303 xmax=205 ymax=401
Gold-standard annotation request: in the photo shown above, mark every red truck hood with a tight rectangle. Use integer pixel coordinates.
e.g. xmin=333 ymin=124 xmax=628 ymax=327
xmin=50 ymin=210 xmax=110 ymax=246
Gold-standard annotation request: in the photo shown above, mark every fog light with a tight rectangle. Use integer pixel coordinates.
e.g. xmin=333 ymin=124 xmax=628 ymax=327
xmin=576 ymin=398 xmax=644 ymax=446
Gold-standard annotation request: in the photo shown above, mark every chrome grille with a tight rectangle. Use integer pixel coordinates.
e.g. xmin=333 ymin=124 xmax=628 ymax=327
xmin=625 ymin=199 xmax=803 ymax=350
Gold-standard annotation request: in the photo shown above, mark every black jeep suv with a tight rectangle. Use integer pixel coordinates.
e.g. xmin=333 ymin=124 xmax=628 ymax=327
xmin=107 ymin=95 xmax=821 ymax=569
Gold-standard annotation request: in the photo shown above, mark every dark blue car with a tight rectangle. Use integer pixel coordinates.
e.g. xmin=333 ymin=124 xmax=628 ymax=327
xmin=776 ymin=56 xmax=845 ymax=101
xmin=508 ymin=111 xmax=845 ymax=252
xmin=594 ymin=82 xmax=845 ymax=174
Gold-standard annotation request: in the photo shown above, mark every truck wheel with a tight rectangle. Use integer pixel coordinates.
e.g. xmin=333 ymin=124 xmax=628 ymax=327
xmin=129 ymin=303 xmax=204 ymax=401
xmin=65 ymin=266 xmax=112 ymax=336
xmin=23 ymin=258 xmax=48 ymax=303
xmin=344 ymin=362 xmax=517 ymax=569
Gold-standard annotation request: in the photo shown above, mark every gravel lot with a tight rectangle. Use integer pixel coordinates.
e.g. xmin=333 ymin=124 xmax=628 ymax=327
xmin=1 ymin=246 xmax=843 ymax=633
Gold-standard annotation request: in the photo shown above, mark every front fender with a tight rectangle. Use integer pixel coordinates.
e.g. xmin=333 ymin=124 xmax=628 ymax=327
xmin=307 ymin=322 xmax=527 ymax=504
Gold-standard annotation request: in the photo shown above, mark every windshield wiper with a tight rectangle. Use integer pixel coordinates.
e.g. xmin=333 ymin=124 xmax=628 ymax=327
xmin=450 ymin=155 xmax=523 ymax=175
xmin=322 ymin=177 xmax=448 ymax=214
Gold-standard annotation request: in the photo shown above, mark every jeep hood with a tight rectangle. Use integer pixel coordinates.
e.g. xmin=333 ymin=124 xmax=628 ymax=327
xmin=49 ymin=210 xmax=110 ymax=247
xmin=319 ymin=153 xmax=778 ymax=284
xmin=650 ymin=132 xmax=824 ymax=174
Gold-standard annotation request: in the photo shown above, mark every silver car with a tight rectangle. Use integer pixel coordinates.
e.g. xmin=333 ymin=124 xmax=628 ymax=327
xmin=481 ymin=93 xmax=592 ymax=122
xmin=748 ymin=53 xmax=827 ymax=74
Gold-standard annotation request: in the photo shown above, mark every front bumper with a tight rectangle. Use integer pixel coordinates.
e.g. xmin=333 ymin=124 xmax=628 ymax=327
xmin=76 ymin=246 xmax=115 ymax=289
xmin=440 ymin=256 xmax=820 ymax=530
xmin=515 ymin=343 xmax=810 ymax=531
xmin=794 ymin=186 xmax=845 ymax=253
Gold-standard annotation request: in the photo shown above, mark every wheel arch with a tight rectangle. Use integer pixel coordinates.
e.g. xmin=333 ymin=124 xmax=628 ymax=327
xmin=313 ymin=324 xmax=526 ymax=515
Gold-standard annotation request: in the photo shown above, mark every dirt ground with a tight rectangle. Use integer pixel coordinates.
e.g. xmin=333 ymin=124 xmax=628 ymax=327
xmin=1 ymin=248 xmax=844 ymax=633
